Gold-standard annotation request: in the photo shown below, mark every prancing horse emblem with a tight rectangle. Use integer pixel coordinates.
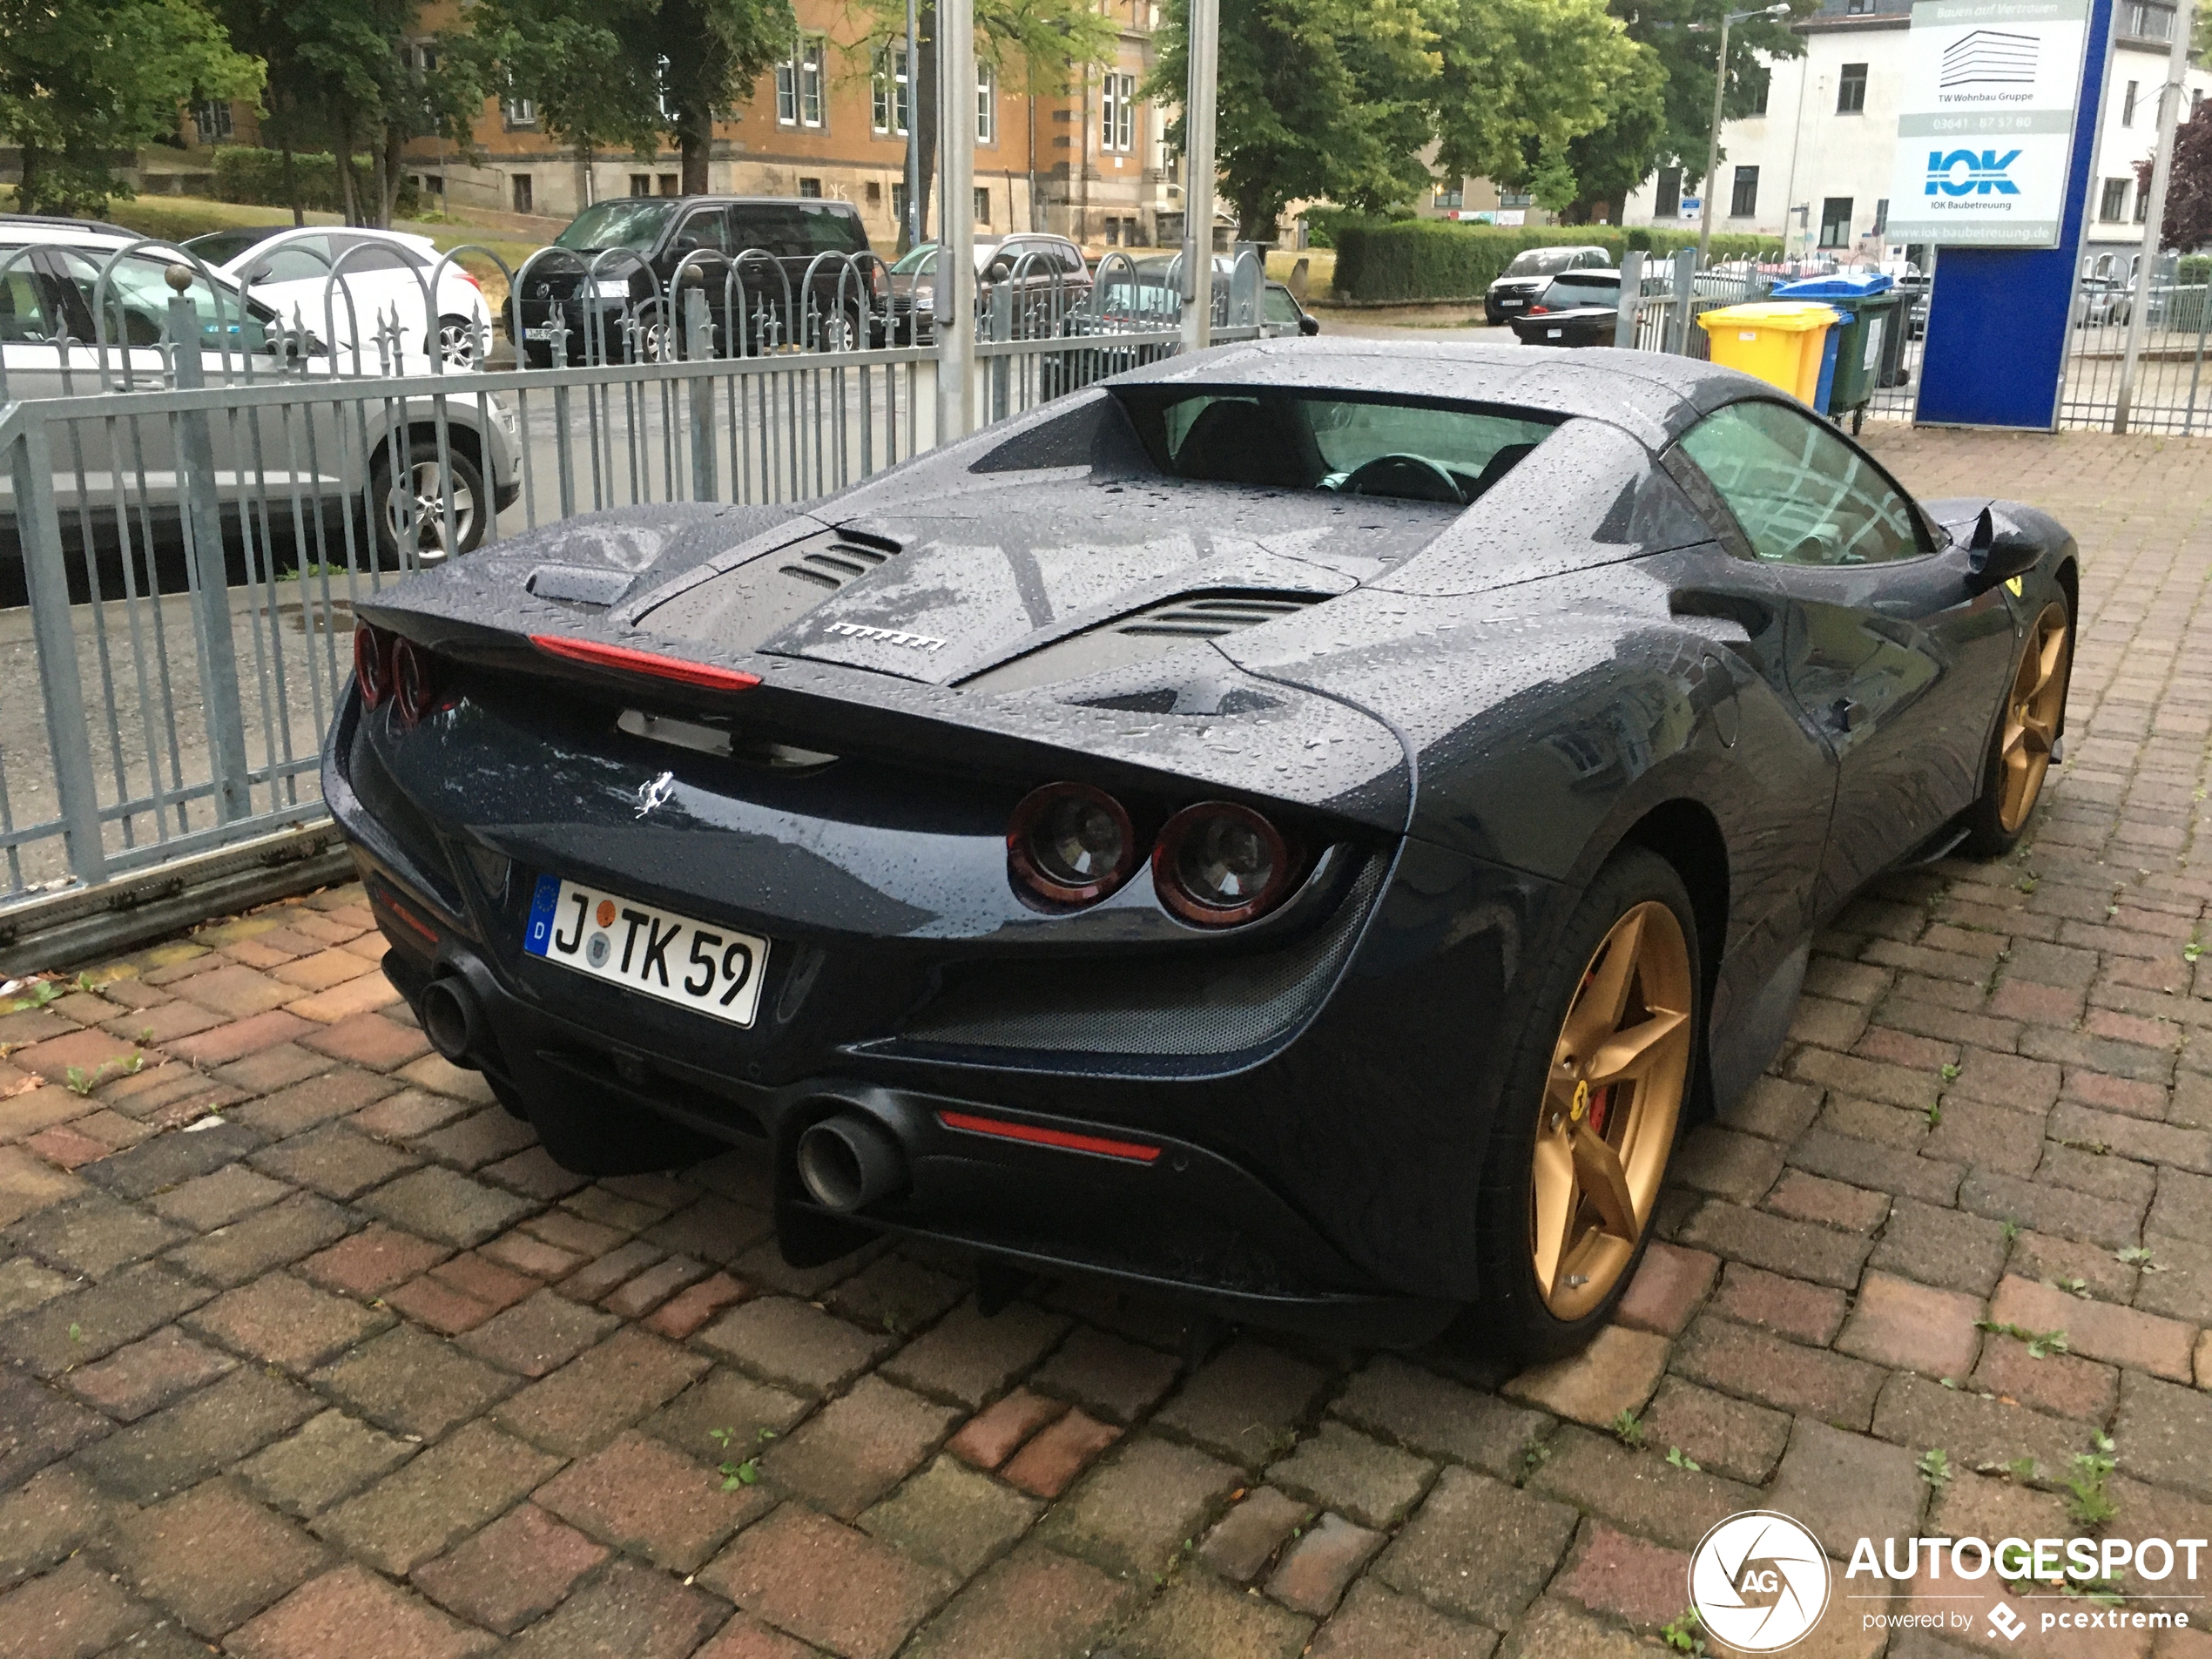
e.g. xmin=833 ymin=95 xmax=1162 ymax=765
xmin=634 ymin=770 xmax=676 ymax=818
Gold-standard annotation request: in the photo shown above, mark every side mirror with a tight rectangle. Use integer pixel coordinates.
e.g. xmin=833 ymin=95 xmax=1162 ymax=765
xmin=1299 ymin=314 xmax=1320 ymax=335
xmin=1967 ymin=505 xmax=2042 ymax=587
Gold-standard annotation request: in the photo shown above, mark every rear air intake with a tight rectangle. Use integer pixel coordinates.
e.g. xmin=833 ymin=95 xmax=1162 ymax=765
xmin=1113 ymin=594 xmax=1324 ymax=638
xmin=779 ymin=537 xmax=896 ymax=591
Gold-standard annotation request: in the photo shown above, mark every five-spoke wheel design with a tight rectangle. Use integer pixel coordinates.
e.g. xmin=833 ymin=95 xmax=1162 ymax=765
xmin=1531 ymin=899 xmax=1694 ymax=1320
xmin=1998 ymin=602 xmax=2071 ymax=834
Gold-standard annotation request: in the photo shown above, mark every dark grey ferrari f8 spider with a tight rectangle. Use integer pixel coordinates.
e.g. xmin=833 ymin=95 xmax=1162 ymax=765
xmin=327 ymin=341 xmax=2077 ymax=1358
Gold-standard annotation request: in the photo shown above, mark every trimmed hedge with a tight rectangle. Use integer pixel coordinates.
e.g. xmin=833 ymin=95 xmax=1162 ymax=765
xmin=212 ymin=147 xmax=420 ymax=218
xmin=1329 ymin=218 xmax=1784 ymax=303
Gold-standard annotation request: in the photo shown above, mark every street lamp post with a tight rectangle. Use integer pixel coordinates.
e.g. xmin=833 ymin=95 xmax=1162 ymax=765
xmin=1697 ymin=3 xmax=1791 ymax=271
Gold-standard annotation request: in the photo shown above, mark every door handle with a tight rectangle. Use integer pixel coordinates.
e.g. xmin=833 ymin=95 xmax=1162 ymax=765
xmin=1831 ymin=697 xmax=1867 ymax=732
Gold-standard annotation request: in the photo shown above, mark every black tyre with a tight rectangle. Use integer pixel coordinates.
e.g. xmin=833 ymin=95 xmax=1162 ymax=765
xmin=1962 ymin=597 xmax=2073 ymax=858
xmin=1467 ymin=846 xmax=1703 ymax=1363
xmin=369 ymin=439 xmax=488 ymax=566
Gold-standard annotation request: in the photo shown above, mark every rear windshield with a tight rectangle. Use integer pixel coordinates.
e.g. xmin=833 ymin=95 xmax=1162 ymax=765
xmin=1506 ymin=248 xmax=1581 ymax=277
xmin=556 ymin=200 xmax=678 ymax=252
xmin=1114 ymin=388 xmax=1556 ymax=503
xmin=1543 ymin=273 xmax=1619 ymax=307
xmin=728 ymin=205 xmax=870 ymax=258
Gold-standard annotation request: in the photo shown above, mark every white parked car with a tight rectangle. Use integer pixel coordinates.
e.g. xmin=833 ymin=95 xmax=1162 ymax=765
xmin=182 ymin=226 xmax=494 ymax=370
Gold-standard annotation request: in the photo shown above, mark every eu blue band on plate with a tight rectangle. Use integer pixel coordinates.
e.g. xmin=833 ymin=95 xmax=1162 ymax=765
xmin=525 ymin=873 xmax=562 ymax=955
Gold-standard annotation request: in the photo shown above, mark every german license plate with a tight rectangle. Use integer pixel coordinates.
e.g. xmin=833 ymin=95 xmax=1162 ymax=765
xmin=523 ymin=875 xmax=769 ymax=1028
xmin=522 ymin=326 xmax=561 ymax=341
xmin=1547 ymin=328 xmax=1563 ymax=339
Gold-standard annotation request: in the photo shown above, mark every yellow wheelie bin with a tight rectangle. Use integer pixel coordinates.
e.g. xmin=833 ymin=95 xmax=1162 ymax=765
xmin=1696 ymin=301 xmax=1842 ymax=404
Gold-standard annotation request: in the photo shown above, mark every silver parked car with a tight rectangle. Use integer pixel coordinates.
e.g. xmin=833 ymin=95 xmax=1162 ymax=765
xmin=0 ymin=223 xmax=521 ymax=605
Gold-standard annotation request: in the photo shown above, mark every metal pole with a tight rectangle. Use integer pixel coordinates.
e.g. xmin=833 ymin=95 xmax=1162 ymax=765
xmin=2114 ymin=0 xmax=2195 ymax=433
xmin=168 ymin=282 xmax=252 ymax=825
xmin=1181 ymin=0 xmax=1219 ymax=353
xmin=905 ymin=0 xmax=921 ymax=250
xmin=1615 ymin=247 xmax=1645 ymax=347
xmin=936 ymin=0 xmax=976 ymax=441
xmin=1696 ymin=9 xmax=1732 ymax=271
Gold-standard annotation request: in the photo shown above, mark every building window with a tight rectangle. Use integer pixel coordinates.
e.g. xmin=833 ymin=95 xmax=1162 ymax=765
xmin=2136 ymin=186 xmax=2151 ymax=222
xmin=2101 ymin=177 xmax=2130 ymax=220
xmin=777 ymin=37 xmax=826 ymax=127
xmin=1655 ymin=167 xmax=1682 ymax=219
xmin=1817 ymin=195 xmax=1853 ymax=246
xmin=866 ymin=180 xmax=882 ymax=205
xmin=2125 ymin=1 xmax=2173 ymax=37
xmin=1434 ymin=185 xmax=1464 ymax=209
xmin=630 ymin=173 xmax=651 ymax=197
xmin=799 ymin=178 xmax=823 ymax=199
xmin=658 ymin=173 xmax=678 ymax=196
xmin=974 ymin=186 xmax=990 ymax=223
xmin=873 ymin=45 xmax=910 ymax=135
xmin=504 ymin=98 xmax=537 ymax=130
xmin=512 ymin=174 xmax=534 ymax=214
xmin=192 ymin=100 xmax=233 ymax=144
xmin=1872 ymin=198 xmax=1888 ymax=236
xmin=977 ymin=64 xmax=996 ymax=144
xmin=1837 ymin=64 xmax=1867 ymax=113
xmin=1101 ymin=72 xmax=1136 ymax=152
xmin=1730 ymin=165 xmax=1758 ymax=218
xmin=415 ymin=43 xmax=438 ymax=73
xmin=1751 ymin=71 xmax=1770 ymax=116
xmin=1845 ymin=0 xmax=1873 ymax=12
xmin=2125 ymin=80 xmax=2140 ymax=125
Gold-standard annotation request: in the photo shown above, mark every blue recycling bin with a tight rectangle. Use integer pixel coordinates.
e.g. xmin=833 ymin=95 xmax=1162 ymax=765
xmin=1772 ymin=273 xmax=1901 ymax=430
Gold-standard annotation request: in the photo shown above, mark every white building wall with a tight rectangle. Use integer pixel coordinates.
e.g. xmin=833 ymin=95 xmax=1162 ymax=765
xmin=1624 ymin=13 xmax=2211 ymax=262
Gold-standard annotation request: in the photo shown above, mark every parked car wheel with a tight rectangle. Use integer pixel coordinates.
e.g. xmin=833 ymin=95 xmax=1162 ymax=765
xmin=436 ymin=314 xmax=482 ymax=370
xmin=1467 ymin=846 xmax=1699 ymax=1362
xmin=1963 ymin=599 xmax=2073 ymax=857
xmin=371 ymin=440 xmax=488 ymax=566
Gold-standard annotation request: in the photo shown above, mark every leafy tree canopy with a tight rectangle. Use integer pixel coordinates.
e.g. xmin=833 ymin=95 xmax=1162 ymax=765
xmin=2137 ymin=100 xmax=2212 ymax=251
xmin=461 ymin=0 xmax=799 ymax=193
xmin=1 ymin=0 xmax=262 ymax=215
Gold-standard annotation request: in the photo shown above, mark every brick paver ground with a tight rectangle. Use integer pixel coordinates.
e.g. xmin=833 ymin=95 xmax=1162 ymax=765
xmin=3 ymin=426 xmax=2211 ymax=1659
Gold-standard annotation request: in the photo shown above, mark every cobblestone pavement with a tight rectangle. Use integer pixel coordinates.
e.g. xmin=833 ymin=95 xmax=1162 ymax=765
xmin=4 ymin=428 xmax=2212 ymax=1659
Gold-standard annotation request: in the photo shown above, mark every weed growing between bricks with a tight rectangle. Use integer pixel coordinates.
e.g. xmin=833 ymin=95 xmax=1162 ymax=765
xmin=2 ymin=427 xmax=2212 ymax=1657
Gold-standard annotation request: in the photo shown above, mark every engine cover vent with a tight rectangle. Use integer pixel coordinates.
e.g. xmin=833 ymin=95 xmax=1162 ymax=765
xmin=780 ymin=536 xmax=896 ymax=591
xmin=1115 ymin=594 xmax=1323 ymax=638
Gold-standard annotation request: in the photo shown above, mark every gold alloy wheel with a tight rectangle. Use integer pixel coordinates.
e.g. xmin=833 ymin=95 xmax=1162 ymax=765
xmin=1998 ymin=603 xmax=2071 ymax=834
xmin=1530 ymin=900 xmax=1694 ymax=1320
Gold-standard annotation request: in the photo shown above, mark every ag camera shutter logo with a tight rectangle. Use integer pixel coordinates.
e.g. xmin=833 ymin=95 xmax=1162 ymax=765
xmin=1689 ymin=1512 xmax=1832 ymax=1652
xmin=1925 ymin=149 xmax=2023 ymax=197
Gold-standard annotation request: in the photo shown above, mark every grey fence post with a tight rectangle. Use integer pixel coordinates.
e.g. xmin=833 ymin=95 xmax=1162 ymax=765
xmin=684 ymin=279 xmax=717 ymax=502
xmin=550 ymin=304 xmax=577 ymax=521
xmin=168 ymin=280 xmax=253 ymax=825
xmin=10 ymin=416 xmax=108 ymax=883
xmin=1669 ymin=248 xmax=1698 ymax=355
xmin=1615 ymin=249 xmax=1645 ymax=349
xmin=988 ymin=282 xmax=1013 ymax=424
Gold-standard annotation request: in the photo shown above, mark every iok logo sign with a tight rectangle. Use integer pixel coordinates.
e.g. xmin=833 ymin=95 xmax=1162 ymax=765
xmin=1925 ymin=148 xmax=2023 ymax=196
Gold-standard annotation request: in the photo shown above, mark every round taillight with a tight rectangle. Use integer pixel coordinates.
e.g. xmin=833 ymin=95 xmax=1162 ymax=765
xmin=1008 ymin=783 xmax=1134 ymax=907
xmin=354 ymin=624 xmax=391 ymax=708
xmin=392 ymin=637 xmax=435 ymax=725
xmin=1154 ymin=802 xmax=1292 ymax=927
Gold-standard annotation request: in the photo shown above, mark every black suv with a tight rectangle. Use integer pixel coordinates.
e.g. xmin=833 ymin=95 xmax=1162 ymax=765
xmin=509 ymin=196 xmax=883 ymax=365
xmin=1483 ymin=245 xmax=1610 ymax=327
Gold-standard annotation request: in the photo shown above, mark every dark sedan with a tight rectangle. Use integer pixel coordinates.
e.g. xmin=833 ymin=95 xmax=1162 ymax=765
xmin=327 ymin=342 xmax=2076 ymax=1357
xmin=1485 ymin=244 xmax=1610 ymax=326
xmin=1507 ymin=270 xmax=1622 ymax=347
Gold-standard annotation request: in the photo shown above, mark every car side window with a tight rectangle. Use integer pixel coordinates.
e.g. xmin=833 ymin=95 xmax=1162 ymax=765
xmin=52 ymin=249 xmax=269 ymax=354
xmin=0 ymin=253 xmax=51 ymax=343
xmin=1676 ymin=401 xmax=1923 ymax=566
xmin=251 ymin=246 xmax=334 ymax=286
xmin=1264 ymin=285 xmax=1298 ymax=324
xmin=672 ymin=210 xmax=730 ymax=255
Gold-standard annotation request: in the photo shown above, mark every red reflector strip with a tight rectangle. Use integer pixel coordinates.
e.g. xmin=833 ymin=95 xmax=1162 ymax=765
xmin=937 ymin=1109 xmax=1162 ymax=1163
xmin=529 ymin=634 xmax=761 ymax=692
xmin=371 ymin=889 xmax=439 ymax=945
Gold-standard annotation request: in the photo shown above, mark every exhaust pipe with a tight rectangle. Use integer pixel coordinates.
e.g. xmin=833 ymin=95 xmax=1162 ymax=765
xmin=795 ymin=1113 xmax=907 ymax=1212
xmin=418 ymin=974 xmax=483 ymax=1066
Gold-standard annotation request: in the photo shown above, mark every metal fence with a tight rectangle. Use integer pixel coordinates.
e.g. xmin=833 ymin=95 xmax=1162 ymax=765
xmin=1 ymin=238 xmax=1270 ymax=912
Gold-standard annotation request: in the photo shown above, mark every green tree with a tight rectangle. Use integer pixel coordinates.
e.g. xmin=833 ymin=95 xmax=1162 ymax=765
xmin=1565 ymin=0 xmax=1808 ymax=220
xmin=461 ymin=0 xmax=798 ymax=198
xmin=1430 ymin=0 xmax=1658 ymax=213
xmin=1148 ymin=0 xmax=1440 ymax=239
xmin=0 ymin=0 xmax=262 ymax=215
